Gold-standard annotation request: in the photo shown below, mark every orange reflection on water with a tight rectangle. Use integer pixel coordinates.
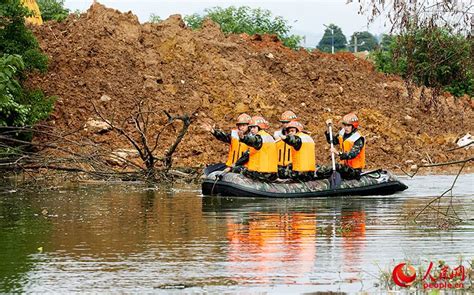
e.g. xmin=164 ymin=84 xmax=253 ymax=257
xmin=341 ymin=210 xmax=366 ymax=274
xmin=226 ymin=213 xmax=317 ymax=283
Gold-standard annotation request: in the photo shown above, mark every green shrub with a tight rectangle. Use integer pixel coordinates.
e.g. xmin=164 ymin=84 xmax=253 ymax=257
xmin=0 ymin=0 xmax=54 ymax=131
xmin=183 ymin=6 xmax=303 ymax=50
xmin=373 ymin=28 xmax=473 ymax=97
xmin=0 ymin=54 xmax=28 ymax=126
xmin=37 ymin=0 xmax=69 ymax=22
xmin=0 ymin=0 xmax=48 ymax=72
xmin=0 ymin=54 xmax=54 ymax=127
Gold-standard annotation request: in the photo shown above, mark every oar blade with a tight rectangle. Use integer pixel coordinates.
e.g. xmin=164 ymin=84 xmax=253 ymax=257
xmin=330 ymin=171 xmax=342 ymax=189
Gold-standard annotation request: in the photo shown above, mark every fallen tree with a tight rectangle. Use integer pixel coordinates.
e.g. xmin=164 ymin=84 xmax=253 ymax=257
xmin=1 ymin=98 xmax=198 ymax=182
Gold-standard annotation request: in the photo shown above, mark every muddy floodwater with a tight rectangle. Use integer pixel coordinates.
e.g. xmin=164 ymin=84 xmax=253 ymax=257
xmin=0 ymin=174 xmax=473 ymax=293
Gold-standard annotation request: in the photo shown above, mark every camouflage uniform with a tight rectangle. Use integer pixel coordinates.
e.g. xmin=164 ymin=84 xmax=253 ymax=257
xmin=236 ymin=133 xmax=277 ymax=182
xmin=278 ymin=164 xmax=292 ymax=179
xmin=321 ymin=130 xmax=364 ymax=180
xmin=211 ymin=129 xmax=231 ymax=144
xmin=212 ymin=129 xmax=249 ymax=171
xmin=315 ymin=164 xmax=361 ymax=180
xmin=283 ymin=134 xmax=316 ymax=181
xmin=232 ymin=150 xmax=249 ymax=173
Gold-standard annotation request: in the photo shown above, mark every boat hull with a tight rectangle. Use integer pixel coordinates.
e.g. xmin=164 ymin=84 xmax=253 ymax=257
xmin=202 ymin=169 xmax=408 ymax=198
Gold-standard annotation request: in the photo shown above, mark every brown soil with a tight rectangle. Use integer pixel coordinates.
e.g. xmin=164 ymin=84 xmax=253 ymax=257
xmin=27 ymin=3 xmax=473 ymax=174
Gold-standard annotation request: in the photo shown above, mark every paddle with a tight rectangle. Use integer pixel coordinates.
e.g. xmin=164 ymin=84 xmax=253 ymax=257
xmin=328 ymin=123 xmax=342 ymax=189
xmin=204 ymin=163 xmax=227 ymax=176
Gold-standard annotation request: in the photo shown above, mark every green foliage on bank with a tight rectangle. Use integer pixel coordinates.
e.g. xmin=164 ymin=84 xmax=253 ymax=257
xmin=148 ymin=13 xmax=161 ymax=23
xmin=0 ymin=0 xmax=54 ymax=128
xmin=37 ymin=0 xmax=69 ymax=22
xmin=373 ymin=28 xmax=473 ymax=97
xmin=183 ymin=6 xmax=303 ymax=50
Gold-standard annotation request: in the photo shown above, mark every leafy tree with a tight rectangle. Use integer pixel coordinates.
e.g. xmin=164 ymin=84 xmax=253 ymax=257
xmin=352 ymin=1 xmax=472 ymax=98
xmin=0 ymin=54 xmax=54 ymax=127
xmin=0 ymin=0 xmax=54 ymax=128
xmin=37 ymin=0 xmax=69 ymax=22
xmin=0 ymin=55 xmax=28 ymax=126
xmin=317 ymin=24 xmax=347 ymax=53
xmin=348 ymin=31 xmax=378 ymax=52
xmin=0 ymin=0 xmax=48 ymax=71
xmin=373 ymin=28 xmax=473 ymax=97
xmin=183 ymin=6 xmax=303 ymax=50
xmin=148 ymin=13 xmax=161 ymax=23
xmin=378 ymin=34 xmax=394 ymax=51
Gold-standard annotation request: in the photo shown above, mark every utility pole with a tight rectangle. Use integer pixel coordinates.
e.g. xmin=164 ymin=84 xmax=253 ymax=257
xmin=323 ymin=24 xmax=335 ymax=54
xmin=354 ymin=35 xmax=358 ymax=53
xmin=331 ymin=28 xmax=334 ymax=54
xmin=350 ymin=33 xmax=365 ymax=53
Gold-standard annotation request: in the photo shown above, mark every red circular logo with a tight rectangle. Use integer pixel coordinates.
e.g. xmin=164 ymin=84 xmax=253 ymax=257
xmin=392 ymin=263 xmax=417 ymax=287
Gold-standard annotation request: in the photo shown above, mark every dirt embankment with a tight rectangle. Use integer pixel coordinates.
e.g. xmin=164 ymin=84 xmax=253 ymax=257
xmin=27 ymin=3 xmax=473 ymax=173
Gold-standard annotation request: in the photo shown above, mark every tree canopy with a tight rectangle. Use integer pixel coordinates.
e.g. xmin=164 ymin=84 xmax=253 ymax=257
xmin=352 ymin=0 xmax=473 ymax=98
xmin=0 ymin=0 xmax=54 ymax=128
xmin=148 ymin=13 xmax=161 ymax=23
xmin=183 ymin=6 xmax=303 ymax=50
xmin=317 ymin=24 xmax=347 ymax=53
xmin=0 ymin=0 xmax=47 ymax=71
xmin=373 ymin=28 xmax=473 ymax=97
xmin=37 ymin=0 xmax=69 ymax=22
xmin=348 ymin=31 xmax=378 ymax=52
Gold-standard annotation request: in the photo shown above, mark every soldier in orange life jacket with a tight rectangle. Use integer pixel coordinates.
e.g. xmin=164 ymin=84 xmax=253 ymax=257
xmin=273 ymin=111 xmax=298 ymax=179
xmin=202 ymin=113 xmax=251 ymax=171
xmin=279 ymin=121 xmax=316 ymax=181
xmin=323 ymin=113 xmax=366 ymax=180
xmin=233 ymin=116 xmax=278 ymax=182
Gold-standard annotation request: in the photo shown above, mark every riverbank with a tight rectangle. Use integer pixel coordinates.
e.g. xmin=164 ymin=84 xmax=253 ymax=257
xmin=24 ymin=3 xmax=472 ymax=174
xmin=1 ymin=163 xmax=472 ymax=188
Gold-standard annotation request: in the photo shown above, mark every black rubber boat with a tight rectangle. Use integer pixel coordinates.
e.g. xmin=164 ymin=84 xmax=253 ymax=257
xmin=202 ymin=163 xmax=408 ymax=198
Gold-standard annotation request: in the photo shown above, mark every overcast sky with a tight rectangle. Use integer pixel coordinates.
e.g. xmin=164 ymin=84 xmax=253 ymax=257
xmin=64 ymin=0 xmax=389 ymax=48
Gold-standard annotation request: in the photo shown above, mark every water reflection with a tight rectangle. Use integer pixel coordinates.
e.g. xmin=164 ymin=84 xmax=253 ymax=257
xmin=0 ymin=195 xmax=52 ymax=293
xmin=203 ymin=196 xmax=371 ymax=287
xmin=45 ymin=189 xmax=212 ymax=257
xmin=341 ymin=210 xmax=366 ymax=275
xmin=226 ymin=212 xmax=317 ymax=284
xmin=0 ymin=174 xmax=472 ymax=293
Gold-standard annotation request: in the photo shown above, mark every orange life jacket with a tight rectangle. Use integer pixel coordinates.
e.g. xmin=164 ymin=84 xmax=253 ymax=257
xmin=248 ymin=130 xmax=278 ymax=173
xmin=338 ymin=129 xmax=366 ymax=169
xmin=226 ymin=129 xmax=249 ymax=167
xmin=274 ymin=129 xmax=293 ymax=166
xmin=291 ymin=132 xmax=316 ymax=172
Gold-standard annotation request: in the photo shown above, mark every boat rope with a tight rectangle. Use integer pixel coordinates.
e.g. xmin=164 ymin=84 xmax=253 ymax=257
xmin=211 ymin=172 xmax=226 ymax=195
xmin=211 ymin=175 xmax=219 ymax=195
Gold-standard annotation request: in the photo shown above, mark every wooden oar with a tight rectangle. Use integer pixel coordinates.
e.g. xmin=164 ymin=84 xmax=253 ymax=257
xmin=328 ymin=124 xmax=342 ymax=189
